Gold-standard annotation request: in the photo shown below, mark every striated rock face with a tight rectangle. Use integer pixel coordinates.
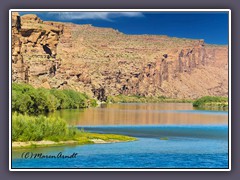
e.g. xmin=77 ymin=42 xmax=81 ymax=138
xmin=11 ymin=13 xmax=63 ymax=86
xmin=11 ymin=13 xmax=228 ymax=99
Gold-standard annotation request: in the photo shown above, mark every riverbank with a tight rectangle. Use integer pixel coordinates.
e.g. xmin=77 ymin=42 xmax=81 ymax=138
xmin=106 ymin=95 xmax=193 ymax=103
xmin=12 ymin=113 xmax=136 ymax=149
xmin=12 ymin=83 xmax=97 ymax=115
xmin=193 ymin=96 xmax=228 ymax=110
xmin=12 ymin=134 xmax=136 ymax=149
xmin=107 ymin=95 xmax=228 ymax=111
xmin=12 ymin=83 xmax=228 ymax=111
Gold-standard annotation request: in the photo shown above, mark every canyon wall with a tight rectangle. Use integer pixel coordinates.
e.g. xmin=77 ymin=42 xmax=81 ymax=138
xmin=11 ymin=13 xmax=228 ymax=100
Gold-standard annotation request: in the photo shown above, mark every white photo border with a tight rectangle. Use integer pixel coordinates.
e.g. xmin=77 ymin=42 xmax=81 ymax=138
xmin=9 ymin=9 xmax=231 ymax=171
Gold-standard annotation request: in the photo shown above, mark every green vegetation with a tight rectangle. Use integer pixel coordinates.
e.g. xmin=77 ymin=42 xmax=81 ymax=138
xmin=12 ymin=83 xmax=97 ymax=115
xmin=12 ymin=113 xmax=136 ymax=147
xmin=107 ymin=95 xmax=193 ymax=103
xmin=12 ymin=113 xmax=77 ymax=142
xmin=12 ymin=83 xmax=137 ymax=149
xmin=80 ymin=132 xmax=136 ymax=142
xmin=193 ymin=96 xmax=228 ymax=110
xmin=160 ymin=137 xmax=169 ymax=140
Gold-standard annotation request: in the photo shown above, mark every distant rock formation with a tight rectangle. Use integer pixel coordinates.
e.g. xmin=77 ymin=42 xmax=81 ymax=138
xmin=11 ymin=13 xmax=228 ymax=99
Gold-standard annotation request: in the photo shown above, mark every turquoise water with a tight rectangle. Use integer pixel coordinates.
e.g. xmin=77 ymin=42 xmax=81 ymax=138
xmin=12 ymin=125 xmax=228 ymax=169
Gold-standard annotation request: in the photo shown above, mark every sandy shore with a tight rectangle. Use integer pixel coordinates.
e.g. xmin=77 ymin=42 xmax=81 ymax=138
xmin=12 ymin=139 xmax=128 ymax=149
xmin=90 ymin=139 xmax=122 ymax=144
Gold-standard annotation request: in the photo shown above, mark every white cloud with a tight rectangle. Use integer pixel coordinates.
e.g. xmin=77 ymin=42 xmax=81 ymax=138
xmin=48 ymin=12 xmax=144 ymax=20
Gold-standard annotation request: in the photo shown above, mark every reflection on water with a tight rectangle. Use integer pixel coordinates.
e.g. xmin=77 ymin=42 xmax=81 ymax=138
xmin=49 ymin=103 xmax=228 ymax=126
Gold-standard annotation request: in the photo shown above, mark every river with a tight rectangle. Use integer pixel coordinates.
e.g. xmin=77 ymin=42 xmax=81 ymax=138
xmin=12 ymin=103 xmax=228 ymax=169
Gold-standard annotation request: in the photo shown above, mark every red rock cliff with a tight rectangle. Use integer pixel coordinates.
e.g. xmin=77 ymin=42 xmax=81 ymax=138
xmin=11 ymin=13 xmax=228 ymax=99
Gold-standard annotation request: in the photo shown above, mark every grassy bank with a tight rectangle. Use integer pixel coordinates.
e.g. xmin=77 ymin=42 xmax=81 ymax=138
xmin=107 ymin=95 xmax=228 ymax=111
xmin=12 ymin=83 xmax=97 ymax=115
xmin=106 ymin=95 xmax=193 ymax=103
xmin=193 ymin=96 xmax=228 ymax=110
xmin=12 ymin=113 xmax=136 ymax=149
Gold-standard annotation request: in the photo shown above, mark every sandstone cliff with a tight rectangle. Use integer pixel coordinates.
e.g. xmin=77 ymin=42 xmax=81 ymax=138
xmin=11 ymin=13 xmax=228 ymax=100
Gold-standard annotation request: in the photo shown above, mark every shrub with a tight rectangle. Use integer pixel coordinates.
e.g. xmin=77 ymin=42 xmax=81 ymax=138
xmin=89 ymin=99 xmax=98 ymax=107
xmin=12 ymin=113 xmax=74 ymax=142
xmin=62 ymin=90 xmax=88 ymax=108
xmin=12 ymin=90 xmax=33 ymax=114
xmin=50 ymin=89 xmax=69 ymax=109
xmin=193 ymin=96 xmax=228 ymax=107
xmin=12 ymin=83 xmax=97 ymax=115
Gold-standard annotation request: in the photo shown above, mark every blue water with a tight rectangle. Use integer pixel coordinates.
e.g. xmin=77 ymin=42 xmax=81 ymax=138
xmin=12 ymin=125 xmax=228 ymax=169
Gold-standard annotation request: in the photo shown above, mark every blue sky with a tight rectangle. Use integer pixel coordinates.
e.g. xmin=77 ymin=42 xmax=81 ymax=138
xmin=19 ymin=11 xmax=229 ymax=45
